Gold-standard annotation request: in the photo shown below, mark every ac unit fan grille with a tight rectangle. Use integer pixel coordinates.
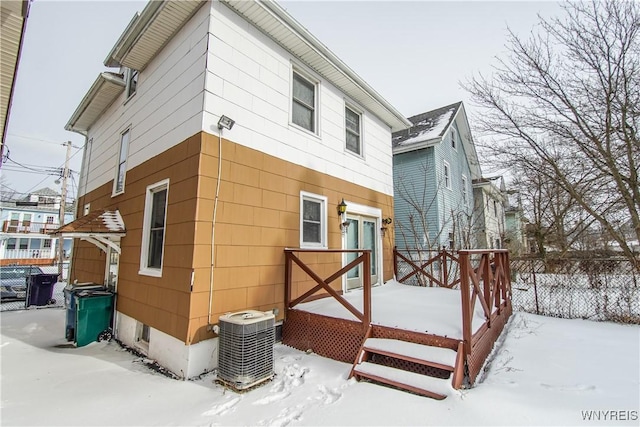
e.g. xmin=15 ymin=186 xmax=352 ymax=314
xmin=218 ymin=316 xmax=275 ymax=390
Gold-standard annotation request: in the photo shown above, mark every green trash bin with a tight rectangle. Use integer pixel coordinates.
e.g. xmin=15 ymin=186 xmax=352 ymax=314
xmin=74 ymin=290 xmax=114 ymax=347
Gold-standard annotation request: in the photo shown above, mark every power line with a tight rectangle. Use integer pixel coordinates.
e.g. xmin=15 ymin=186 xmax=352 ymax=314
xmin=6 ymin=133 xmax=82 ymax=149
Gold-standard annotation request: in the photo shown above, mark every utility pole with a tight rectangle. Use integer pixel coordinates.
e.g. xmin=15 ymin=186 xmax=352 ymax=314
xmin=58 ymin=141 xmax=71 ymax=280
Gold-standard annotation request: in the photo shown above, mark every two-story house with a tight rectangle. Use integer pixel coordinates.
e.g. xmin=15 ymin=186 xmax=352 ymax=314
xmin=392 ymin=102 xmax=481 ymax=252
xmin=472 ymin=177 xmax=507 ymax=249
xmin=59 ymin=0 xmax=409 ymax=378
xmin=0 ymin=188 xmax=74 ymax=266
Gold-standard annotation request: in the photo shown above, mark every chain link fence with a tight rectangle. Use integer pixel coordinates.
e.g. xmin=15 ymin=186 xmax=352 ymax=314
xmin=511 ymin=257 xmax=640 ymax=324
xmin=1 ymin=264 xmax=68 ymax=312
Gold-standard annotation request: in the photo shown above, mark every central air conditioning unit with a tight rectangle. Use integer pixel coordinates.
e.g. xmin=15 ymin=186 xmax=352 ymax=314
xmin=217 ymin=310 xmax=275 ymax=391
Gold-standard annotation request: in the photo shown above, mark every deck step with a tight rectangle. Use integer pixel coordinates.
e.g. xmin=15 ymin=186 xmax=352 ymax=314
xmin=353 ymin=362 xmax=452 ymax=400
xmin=363 ymin=338 xmax=457 ymax=371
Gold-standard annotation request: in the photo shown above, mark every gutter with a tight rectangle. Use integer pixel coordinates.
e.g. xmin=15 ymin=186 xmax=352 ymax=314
xmin=64 ymin=72 xmax=125 ymax=134
xmin=103 ymin=1 xmax=163 ymax=68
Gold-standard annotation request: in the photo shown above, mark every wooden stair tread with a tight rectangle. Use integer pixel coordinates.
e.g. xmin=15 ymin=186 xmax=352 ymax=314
xmin=354 ymin=362 xmax=451 ymax=400
xmin=364 ymin=338 xmax=457 ymax=369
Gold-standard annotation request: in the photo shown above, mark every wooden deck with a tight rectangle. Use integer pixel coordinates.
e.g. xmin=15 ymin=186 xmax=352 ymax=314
xmin=282 ymin=247 xmax=512 ymax=397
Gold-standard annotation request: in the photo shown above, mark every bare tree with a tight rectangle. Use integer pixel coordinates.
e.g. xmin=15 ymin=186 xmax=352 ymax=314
xmin=465 ymin=1 xmax=640 ymax=268
xmin=394 ymin=157 xmax=483 ymax=286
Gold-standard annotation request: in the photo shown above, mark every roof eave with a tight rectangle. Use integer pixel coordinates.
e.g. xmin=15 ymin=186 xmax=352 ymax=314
xmin=103 ymin=12 xmax=144 ymax=68
xmin=392 ymin=137 xmax=441 ymax=155
xmin=65 ymin=72 xmax=125 ymax=134
xmin=103 ymin=1 xmax=206 ymax=72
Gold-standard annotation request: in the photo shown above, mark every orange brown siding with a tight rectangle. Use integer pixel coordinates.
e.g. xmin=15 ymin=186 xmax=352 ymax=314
xmin=73 ymin=131 xmax=394 ymax=345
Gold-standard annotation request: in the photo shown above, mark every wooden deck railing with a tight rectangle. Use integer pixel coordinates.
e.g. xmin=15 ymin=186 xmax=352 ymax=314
xmin=459 ymin=249 xmax=511 ymax=355
xmin=393 ymin=247 xmax=461 ymax=288
xmin=284 ymin=248 xmax=372 ymax=329
xmin=394 ymin=247 xmax=512 ymax=356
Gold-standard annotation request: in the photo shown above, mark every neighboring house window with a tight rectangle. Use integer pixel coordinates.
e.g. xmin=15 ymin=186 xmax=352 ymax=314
xmin=7 ymin=239 xmax=16 ymax=250
xmin=451 ymin=127 xmax=458 ymax=150
xmin=46 ymin=216 xmax=54 ymax=224
xmin=140 ymin=179 xmax=169 ymax=276
xmin=448 ymin=232 xmax=455 ymax=249
xmin=292 ymin=70 xmax=316 ymax=133
xmin=114 ymin=129 xmax=130 ymax=194
xmin=43 ymin=239 xmax=52 ymax=249
xmin=19 ymin=239 xmax=28 ymax=250
xmin=461 ymin=175 xmax=468 ymax=207
xmin=345 ymin=105 xmax=362 ymax=156
xmin=493 ymin=200 xmax=498 ymax=217
xmin=300 ymin=192 xmax=327 ymax=248
xmin=126 ymin=68 xmax=138 ymax=98
xmin=443 ymin=161 xmax=451 ymax=189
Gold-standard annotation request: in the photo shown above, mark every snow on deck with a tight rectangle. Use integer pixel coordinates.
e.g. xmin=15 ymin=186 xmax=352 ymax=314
xmin=295 ymin=280 xmax=487 ymax=339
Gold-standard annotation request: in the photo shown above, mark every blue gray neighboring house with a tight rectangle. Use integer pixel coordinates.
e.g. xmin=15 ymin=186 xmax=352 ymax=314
xmin=392 ymin=102 xmax=482 ymax=251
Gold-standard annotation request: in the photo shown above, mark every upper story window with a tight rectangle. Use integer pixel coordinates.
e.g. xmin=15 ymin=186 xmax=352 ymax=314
xmin=126 ymin=68 xmax=138 ymax=99
xmin=292 ymin=70 xmax=317 ymax=133
xmin=461 ymin=175 xmax=468 ymax=206
xmin=300 ymin=192 xmax=327 ymax=248
xmin=46 ymin=216 xmax=54 ymax=224
xmin=451 ymin=127 xmax=458 ymax=150
xmin=345 ymin=105 xmax=362 ymax=156
xmin=493 ymin=200 xmax=498 ymax=217
xmin=114 ymin=129 xmax=130 ymax=195
xmin=140 ymin=179 xmax=169 ymax=276
xmin=443 ymin=161 xmax=451 ymax=189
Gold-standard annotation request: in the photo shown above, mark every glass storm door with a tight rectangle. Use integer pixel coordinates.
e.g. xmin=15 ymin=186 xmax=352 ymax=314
xmin=345 ymin=215 xmax=378 ymax=290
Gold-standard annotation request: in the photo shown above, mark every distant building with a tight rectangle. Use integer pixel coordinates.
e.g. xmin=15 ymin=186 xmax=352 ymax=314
xmin=0 ymin=188 xmax=74 ymax=266
xmin=504 ymin=205 xmax=529 ymax=255
xmin=472 ymin=177 xmax=507 ymax=249
xmin=392 ymin=102 xmax=482 ymax=250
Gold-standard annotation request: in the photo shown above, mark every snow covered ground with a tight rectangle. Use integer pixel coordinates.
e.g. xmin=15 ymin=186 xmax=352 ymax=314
xmin=1 ymin=309 xmax=638 ymax=426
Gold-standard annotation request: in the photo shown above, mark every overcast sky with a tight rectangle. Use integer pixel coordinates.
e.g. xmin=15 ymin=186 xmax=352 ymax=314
xmin=2 ymin=0 xmax=562 ymax=200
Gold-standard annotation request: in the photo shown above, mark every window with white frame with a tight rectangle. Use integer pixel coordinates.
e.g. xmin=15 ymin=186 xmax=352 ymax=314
xmin=300 ymin=192 xmax=327 ymax=248
xmin=451 ymin=127 xmax=458 ymax=150
xmin=345 ymin=105 xmax=362 ymax=155
xmin=292 ymin=70 xmax=316 ymax=133
xmin=140 ymin=179 xmax=169 ymax=276
xmin=461 ymin=175 xmax=468 ymax=206
xmin=443 ymin=161 xmax=451 ymax=189
xmin=43 ymin=239 xmax=52 ymax=249
xmin=126 ymin=68 xmax=138 ymax=98
xmin=114 ymin=129 xmax=130 ymax=194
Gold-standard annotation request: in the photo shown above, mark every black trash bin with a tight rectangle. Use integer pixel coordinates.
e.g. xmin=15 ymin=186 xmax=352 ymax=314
xmin=26 ymin=274 xmax=59 ymax=307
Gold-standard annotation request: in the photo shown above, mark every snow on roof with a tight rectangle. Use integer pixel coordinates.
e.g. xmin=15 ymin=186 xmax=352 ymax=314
xmin=50 ymin=209 xmax=125 ymax=235
xmin=392 ymin=102 xmax=461 ymax=148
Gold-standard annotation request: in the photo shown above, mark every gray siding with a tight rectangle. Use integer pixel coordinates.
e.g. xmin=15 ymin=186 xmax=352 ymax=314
xmin=393 ymin=122 xmax=475 ymax=251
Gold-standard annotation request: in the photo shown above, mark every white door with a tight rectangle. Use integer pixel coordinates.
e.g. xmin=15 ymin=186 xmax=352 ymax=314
xmin=345 ymin=214 xmax=378 ymax=290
